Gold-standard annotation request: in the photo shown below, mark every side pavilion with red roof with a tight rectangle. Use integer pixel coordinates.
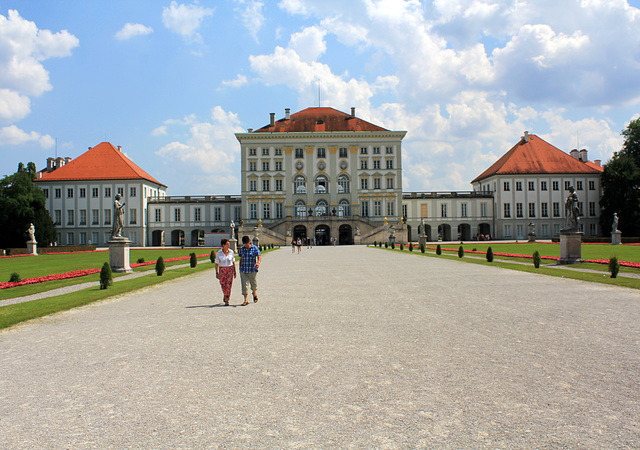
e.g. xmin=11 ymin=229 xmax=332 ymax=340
xmin=35 ymin=142 xmax=167 ymax=247
xmin=471 ymin=132 xmax=604 ymax=240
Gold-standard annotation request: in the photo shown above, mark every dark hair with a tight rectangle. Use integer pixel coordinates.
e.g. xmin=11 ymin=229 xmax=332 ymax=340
xmin=221 ymin=238 xmax=229 ymax=246
xmin=242 ymin=235 xmax=250 ymax=244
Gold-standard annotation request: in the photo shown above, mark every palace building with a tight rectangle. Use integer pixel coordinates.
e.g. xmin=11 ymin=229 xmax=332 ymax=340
xmin=33 ymin=107 xmax=605 ymax=246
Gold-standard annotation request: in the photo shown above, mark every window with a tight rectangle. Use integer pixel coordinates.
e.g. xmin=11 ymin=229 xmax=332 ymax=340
xmin=589 ymin=223 xmax=597 ymax=236
xmin=541 ymin=224 xmax=549 ymax=237
xmin=130 ymin=208 xmax=137 ymax=224
xmin=263 ymin=203 xmax=270 ymax=219
xmin=553 ymin=202 xmax=560 ymax=217
xmin=386 ymin=160 xmax=394 ymax=169
xmin=275 ymin=179 xmax=283 ymax=191
xmin=361 ymin=201 xmax=369 ymax=216
xmin=481 ymin=203 xmax=487 ymax=217
xmin=553 ymin=181 xmax=559 ymax=191
xmin=339 ymin=200 xmax=351 ymax=217
xmin=402 ymin=204 xmax=408 ymax=218
xmin=387 ymin=201 xmax=394 ymax=216
xmin=262 ymin=148 xmax=269 ymax=156
xmin=576 ymin=181 xmax=583 ymax=190
xmin=361 ymin=160 xmax=368 ymax=169
xmin=249 ymin=162 xmax=257 ymax=171
xmin=360 ymin=147 xmax=368 ymax=155
xmin=79 ymin=188 xmax=86 ymax=198
xmin=66 ymin=188 xmax=73 ymax=198
xmin=374 ymin=200 xmax=382 ymax=216
xmin=421 ymin=204 xmax=428 ymax=218
xmin=564 ymin=181 xmax=571 ymax=190
xmin=67 ymin=210 xmax=74 ymax=225
xmin=295 ymin=200 xmax=306 ymax=217
xmin=361 ymin=178 xmax=368 ymax=190
xmin=317 ymin=148 xmax=326 ymax=158
xmin=386 ymin=177 xmax=394 ymax=189
xmin=373 ymin=147 xmax=380 ymax=154
xmin=528 ymin=181 xmax=535 ymax=191
xmin=54 ymin=210 xmax=61 ymax=225
xmin=250 ymin=203 xmax=257 ymax=219
xmin=295 ymin=148 xmax=304 ymax=158
xmin=373 ymin=160 xmax=380 ymax=169
xmin=155 ymin=209 xmax=161 ymax=222
xmin=105 ymin=187 xmax=111 ymax=197
xmin=174 ymin=208 xmax=181 ymax=222
xmin=541 ymin=181 xmax=547 ymax=191
xmin=315 ymin=200 xmax=328 ymax=216
xmin=214 ymin=207 xmax=221 ymax=221
xmin=55 ymin=188 xmax=61 ymax=198
xmin=117 ymin=187 xmax=124 ymax=196
xmin=503 ymin=182 xmax=510 ymax=191
xmin=374 ymin=178 xmax=381 ymax=189
xmin=504 ymin=203 xmax=511 ymax=218
xmin=339 ymin=147 xmax=348 ymax=158
xmin=504 ymin=224 xmax=512 ymax=238
xmin=262 ymin=161 xmax=269 ymax=171
xmin=589 ymin=202 xmax=596 ymax=216
xmin=234 ymin=206 xmax=241 ymax=221
xmin=553 ymin=224 xmax=560 ymax=236
xmin=461 ymin=203 xmax=467 ymax=217
xmin=276 ymin=202 xmax=283 ymax=219
xmin=130 ymin=187 xmax=136 ymax=197
xmin=441 ymin=204 xmax=447 ymax=218
xmin=275 ymin=161 xmax=282 ymax=171
xmin=294 ymin=176 xmax=306 ymax=194
xmin=589 ymin=180 xmax=595 ymax=190
xmin=263 ymin=179 xmax=270 ymax=191
xmin=337 ymin=175 xmax=350 ymax=193
xmin=315 ymin=176 xmax=328 ymax=194
xmin=516 ymin=182 xmax=522 ymax=191
xmin=516 ymin=203 xmax=523 ymax=217
xmin=79 ymin=232 xmax=86 ymax=245
xmin=92 ymin=188 xmax=98 ymax=197
xmin=528 ymin=203 xmax=536 ymax=217
xmin=249 ymin=148 xmax=256 ymax=156
xmin=92 ymin=209 xmax=99 ymax=225
xmin=43 ymin=188 xmax=49 ymax=198
xmin=79 ymin=209 xmax=87 ymax=225
xmin=541 ymin=203 xmax=548 ymax=217
xmin=67 ymin=232 xmax=74 ymax=245
xmin=386 ymin=146 xmax=393 ymax=154
xmin=275 ymin=148 xmax=282 ymax=156
xmin=194 ymin=207 xmax=201 ymax=222
xmin=104 ymin=209 xmax=111 ymax=225
xmin=249 ymin=180 xmax=257 ymax=191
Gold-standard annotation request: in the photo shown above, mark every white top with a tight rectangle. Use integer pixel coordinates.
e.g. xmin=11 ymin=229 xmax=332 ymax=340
xmin=215 ymin=248 xmax=235 ymax=267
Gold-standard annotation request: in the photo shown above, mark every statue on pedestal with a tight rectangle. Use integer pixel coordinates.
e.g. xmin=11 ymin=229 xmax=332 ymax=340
xmin=230 ymin=220 xmax=235 ymax=238
xmin=27 ymin=223 xmax=36 ymax=242
xmin=612 ymin=213 xmax=619 ymax=232
xmin=111 ymin=194 xmax=126 ymax=238
xmin=563 ymin=186 xmax=580 ymax=232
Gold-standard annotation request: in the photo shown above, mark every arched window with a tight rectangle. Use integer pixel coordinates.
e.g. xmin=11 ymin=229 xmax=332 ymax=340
xmin=338 ymin=199 xmax=350 ymax=216
xmin=315 ymin=200 xmax=328 ymax=216
xmin=294 ymin=176 xmax=306 ymax=194
xmin=315 ymin=175 xmax=329 ymax=194
xmin=295 ymin=200 xmax=306 ymax=217
xmin=337 ymin=174 xmax=350 ymax=193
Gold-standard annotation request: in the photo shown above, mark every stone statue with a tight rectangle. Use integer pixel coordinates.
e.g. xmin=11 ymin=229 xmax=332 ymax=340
xmin=111 ymin=194 xmax=126 ymax=238
xmin=286 ymin=228 xmax=291 ymax=236
xmin=355 ymin=226 xmax=360 ymax=236
xmin=612 ymin=213 xmax=619 ymax=232
xmin=230 ymin=220 xmax=235 ymax=238
xmin=418 ymin=218 xmax=426 ymax=237
xmin=27 ymin=223 xmax=36 ymax=242
xmin=564 ymin=186 xmax=580 ymax=232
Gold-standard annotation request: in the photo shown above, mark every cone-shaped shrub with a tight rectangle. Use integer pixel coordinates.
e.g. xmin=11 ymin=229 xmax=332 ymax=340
xmin=391 ymin=242 xmax=395 ymax=249
xmin=533 ymin=250 xmax=541 ymax=268
xmin=99 ymin=262 xmax=112 ymax=290
xmin=210 ymin=250 xmax=215 ymax=263
xmin=374 ymin=241 xmax=377 ymax=247
xmin=399 ymin=243 xmax=403 ymax=251
xmin=486 ymin=247 xmax=494 ymax=262
xmin=609 ymin=256 xmax=620 ymax=278
xmin=385 ymin=242 xmax=388 ymax=248
xmin=458 ymin=246 xmax=464 ymax=258
xmin=436 ymin=244 xmax=441 ymax=255
xmin=156 ymin=256 xmax=165 ymax=276
xmin=420 ymin=244 xmax=425 ymax=253
xmin=409 ymin=243 xmax=413 ymax=252
xmin=9 ymin=272 xmax=20 ymax=283
xmin=190 ymin=252 xmax=197 ymax=268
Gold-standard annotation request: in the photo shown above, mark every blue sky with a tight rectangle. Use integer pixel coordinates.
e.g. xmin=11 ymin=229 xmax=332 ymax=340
xmin=1 ymin=0 xmax=640 ymax=195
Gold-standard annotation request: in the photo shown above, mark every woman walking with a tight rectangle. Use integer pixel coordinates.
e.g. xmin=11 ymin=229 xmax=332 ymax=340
xmin=215 ymin=238 xmax=237 ymax=305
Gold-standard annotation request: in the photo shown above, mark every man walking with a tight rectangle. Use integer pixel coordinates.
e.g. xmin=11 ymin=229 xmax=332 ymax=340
xmin=238 ymin=235 xmax=262 ymax=306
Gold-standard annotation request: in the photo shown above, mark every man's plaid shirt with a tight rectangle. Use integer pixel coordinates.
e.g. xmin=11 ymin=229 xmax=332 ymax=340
xmin=238 ymin=244 xmax=261 ymax=273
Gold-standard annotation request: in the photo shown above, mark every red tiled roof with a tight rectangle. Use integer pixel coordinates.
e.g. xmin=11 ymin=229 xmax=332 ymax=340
xmin=472 ymin=134 xmax=604 ymax=183
xmin=251 ymin=107 xmax=389 ymax=133
xmin=35 ymin=142 xmax=166 ymax=186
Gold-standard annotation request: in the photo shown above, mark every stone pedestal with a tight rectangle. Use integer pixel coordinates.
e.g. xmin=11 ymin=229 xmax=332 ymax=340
xmin=528 ymin=232 xmax=536 ymax=243
xmin=109 ymin=237 xmax=133 ymax=273
xmin=26 ymin=240 xmax=38 ymax=256
xmin=558 ymin=231 xmax=583 ymax=265
xmin=418 ymin=236 xmax=427 ymax=248
xmin=611 ymin=230 xmax=622 ymax=245
xmin=229 ymin=238 xmax=238 ymax=252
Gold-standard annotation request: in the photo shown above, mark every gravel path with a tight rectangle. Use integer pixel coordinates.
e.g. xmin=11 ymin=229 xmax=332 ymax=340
xmin=1 ymin=246 xmax=638 ymax=448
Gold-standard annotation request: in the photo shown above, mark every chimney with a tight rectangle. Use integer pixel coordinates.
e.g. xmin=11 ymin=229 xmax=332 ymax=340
xmin=579 ymin=148 xmax=587 ymax=162
xmin=65 ymin=157 xmax=72 ymax=164
xmin=117 ymin=146 xmax=122 ymax=152
xmin=523 ymin=131 xmax=529 ymax=142
xmin=248 ymin=128 xmax=253 ymax=133
xmin=47 ymin=157 xmax=55 ymax=171
xmin=55 ymin=157 xmax=64 ymax=168
xmin=594 ymin=159 xmax=601 ymax=167
xmin=270 ymin=112 xmax=275 ymax=127
xmin=351 ymin=107 xmax=356 ymax=118
xmin=570 ymin=149 xmax=579 ymax=160
xmin=285 ymin=108 xmax=290 ymax=120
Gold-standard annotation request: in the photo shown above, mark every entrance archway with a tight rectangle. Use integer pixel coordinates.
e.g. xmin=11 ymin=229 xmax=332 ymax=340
xmin=338 ymin=224 xmax=352 ymax=245
xmin=458 ymin=224 xmax=471 ymax=241
xmin=191 ymin=229 xmax=205 ymax=246
xmin=152 ymin=230 xmax=163 ymax=246
xmin=293 ymin=225 xmax=307 ymax=242
xmin=478 ymin=223 xmax=491 ymax=239
xmin=437 ymin=224 xmax=451 ymax=241
xmin=171 ymin=230 xmax=185 ymax=246
xmin=315 ymin=224 xmax=330 ymax=245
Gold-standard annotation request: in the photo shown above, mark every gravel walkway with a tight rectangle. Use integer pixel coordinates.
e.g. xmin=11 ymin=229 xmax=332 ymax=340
xmin=1 ymin=246 xmax=638 ymax=448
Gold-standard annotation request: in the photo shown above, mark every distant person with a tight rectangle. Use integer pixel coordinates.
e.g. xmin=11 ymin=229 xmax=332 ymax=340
xmin=238 ymin=235 xmax=262 ymax=305
xmin=296 ymin=238 xmax=302 ymax=254
xmin=215 ymin=238 xmax=236 ymax=306
xmin=292 ymin=239 xmax=296 ymax=253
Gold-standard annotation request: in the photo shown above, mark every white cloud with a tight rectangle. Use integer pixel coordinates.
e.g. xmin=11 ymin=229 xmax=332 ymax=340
xmin=0 ymin=124 xmax=53 ymax=147
xmin=278 ymin=0 xmax=309 ymax=16
xmin=162 ymin=1 xmax=213 ymax=43
xmin=0 ymin=89 xmax=31 ymax=125
xmin=151 ymin=126 xmax=167 ymax=136
xmin=288 ymin=26 xmax=326 ymax=62
xmin=234 ymin=0 xmax=265 ymax=42
xmin=115 ymin=23 xmax=153 ymax=40
xmin=221 ymin=74 xmax=249 ymax=88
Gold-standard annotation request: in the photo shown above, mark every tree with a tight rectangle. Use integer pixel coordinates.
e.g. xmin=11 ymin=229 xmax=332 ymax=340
xmin=0 ymin=163 xmax=57 ymax=249
xmin=600 ymin=118 xmax=640 ymax=236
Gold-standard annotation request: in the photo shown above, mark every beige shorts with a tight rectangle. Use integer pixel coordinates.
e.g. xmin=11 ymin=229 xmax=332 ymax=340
xmin=240 ymin=272 xmax=258 ymax=295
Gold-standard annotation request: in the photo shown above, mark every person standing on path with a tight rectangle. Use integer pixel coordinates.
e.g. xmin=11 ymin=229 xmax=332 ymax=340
xmin=215 ymin=238 xmax=236 ymax=306
xmin=238 ymin=235 xmax=262 ymax=305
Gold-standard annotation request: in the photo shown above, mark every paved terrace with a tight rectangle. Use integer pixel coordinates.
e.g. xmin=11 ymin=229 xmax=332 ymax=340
xmin=1 ymin=246 xmax=638 ymax=448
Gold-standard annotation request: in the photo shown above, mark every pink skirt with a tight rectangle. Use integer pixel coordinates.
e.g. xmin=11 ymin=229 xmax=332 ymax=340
xmin=218 ymin=266 xmax=234 ymax=299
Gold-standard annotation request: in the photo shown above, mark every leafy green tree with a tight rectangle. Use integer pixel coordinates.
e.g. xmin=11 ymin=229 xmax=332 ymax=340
xmin=0 ymin=163 xmax=56 ymax=249
xmin=99 ymin=262 xmax=112 ymax=289
xmin=600 ymin=118 xmax=640 ymax=236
